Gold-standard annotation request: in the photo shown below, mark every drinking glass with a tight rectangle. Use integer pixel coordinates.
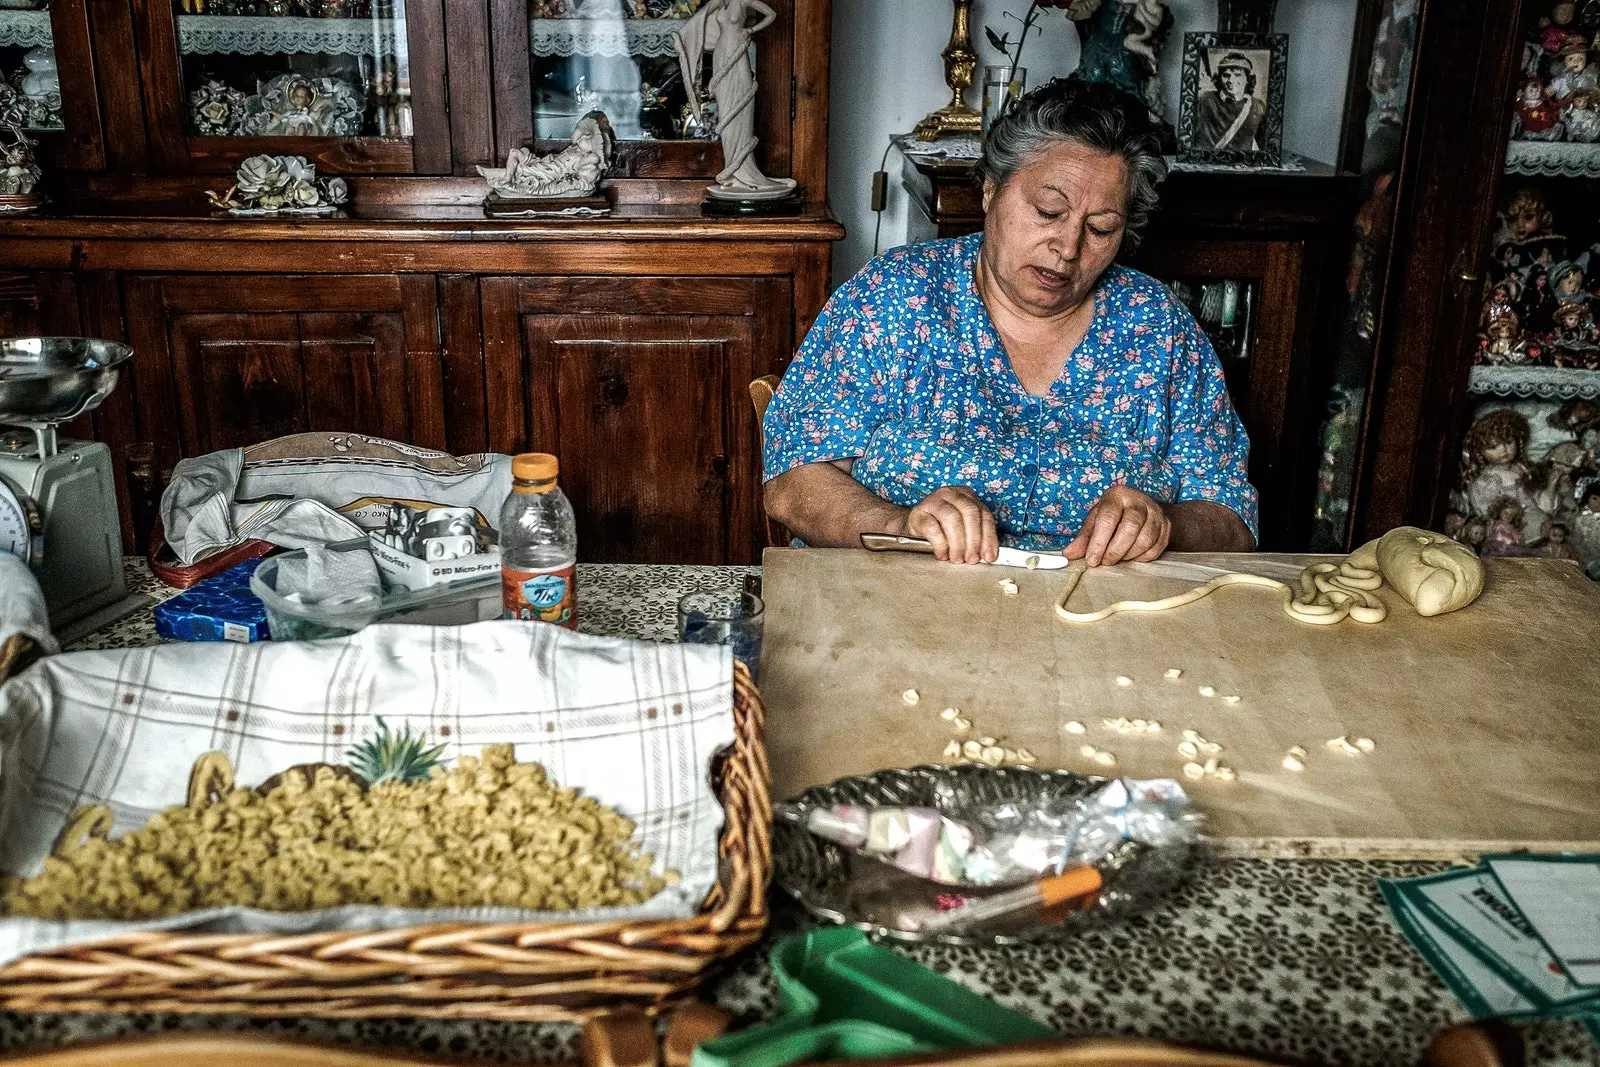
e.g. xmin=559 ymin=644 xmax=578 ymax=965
xmin=982 ymin=65 xmax=1027 ymax=135
xmin=677 ymin=590 xmax=764 ymax=678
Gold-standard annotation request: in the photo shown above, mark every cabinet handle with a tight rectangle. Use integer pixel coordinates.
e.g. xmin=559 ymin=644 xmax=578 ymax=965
xmin=1458 ymin=271 xmax=1481 ymax=282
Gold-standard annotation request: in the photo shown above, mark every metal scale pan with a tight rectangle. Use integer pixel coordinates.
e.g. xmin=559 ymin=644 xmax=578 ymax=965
xmin=0 ymin=337 xmax=148 ymax=637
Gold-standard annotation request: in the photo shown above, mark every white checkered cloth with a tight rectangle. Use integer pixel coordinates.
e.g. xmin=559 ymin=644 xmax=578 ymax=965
xmin=0 ymin=621 xmax=734 ymax=965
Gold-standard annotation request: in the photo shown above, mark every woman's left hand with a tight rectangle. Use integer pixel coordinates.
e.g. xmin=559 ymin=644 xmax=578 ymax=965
xmin=1064 ymin=485 xmax=1172 ymax=567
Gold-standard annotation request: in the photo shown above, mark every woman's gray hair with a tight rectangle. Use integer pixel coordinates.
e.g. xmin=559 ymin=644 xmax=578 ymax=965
xmin=980 ymin=78 xmax=1168 ymax=250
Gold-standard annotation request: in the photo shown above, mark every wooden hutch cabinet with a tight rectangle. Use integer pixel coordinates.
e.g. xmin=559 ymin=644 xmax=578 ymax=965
xmin=0 ymin=0 xmax=839 ymax=565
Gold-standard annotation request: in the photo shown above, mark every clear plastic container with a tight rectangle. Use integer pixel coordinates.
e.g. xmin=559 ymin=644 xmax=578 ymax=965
xmin=249 ymin=540 xmax=500 ymax=641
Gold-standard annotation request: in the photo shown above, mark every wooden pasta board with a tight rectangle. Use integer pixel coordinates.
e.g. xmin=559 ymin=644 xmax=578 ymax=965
xmin=757 ymin=548 xmax=1600 ymax=859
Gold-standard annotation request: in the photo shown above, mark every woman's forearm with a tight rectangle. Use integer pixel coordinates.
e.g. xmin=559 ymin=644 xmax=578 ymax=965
xmin=1165 ymin=500 xmax=1256 ymax=552
xmin=764 ymin=461 xmax=911 ymax=549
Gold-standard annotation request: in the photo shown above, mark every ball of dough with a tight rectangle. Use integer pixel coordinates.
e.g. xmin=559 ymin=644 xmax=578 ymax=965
xmin=1355 ymin=527 xmax=1485 ymax=617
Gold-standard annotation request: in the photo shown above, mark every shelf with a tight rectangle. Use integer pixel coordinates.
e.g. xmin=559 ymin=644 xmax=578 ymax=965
xmin=1470 ymin=362 xmax=1600 ymax=401
xmin=176 ymin=15 xmax=400 ymax=56
xmin=1505 ymin=140 xmax=1600 ymax=178
xmin=531 ymin=17 xmax=684 ymax=59
xmin=0 ymin=9 xmax=52 ymax=48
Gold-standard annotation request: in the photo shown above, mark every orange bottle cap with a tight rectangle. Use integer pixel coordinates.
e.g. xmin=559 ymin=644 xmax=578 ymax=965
xmin=512 ymin=453 xmax=559 ymax=483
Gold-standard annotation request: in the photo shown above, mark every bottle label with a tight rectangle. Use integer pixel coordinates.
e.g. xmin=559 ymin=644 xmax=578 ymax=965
xmin=502 ymin=564 xmax=577 ymax=628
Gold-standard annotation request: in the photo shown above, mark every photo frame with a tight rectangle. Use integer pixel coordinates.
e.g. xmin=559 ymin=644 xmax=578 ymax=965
xmin=1177 ymin=32 xmax=1288 ymax=167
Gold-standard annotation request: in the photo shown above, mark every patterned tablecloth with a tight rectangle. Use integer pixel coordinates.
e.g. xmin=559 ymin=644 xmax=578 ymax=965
xmin=2 ymin=562 xmax=1587 ymax=1066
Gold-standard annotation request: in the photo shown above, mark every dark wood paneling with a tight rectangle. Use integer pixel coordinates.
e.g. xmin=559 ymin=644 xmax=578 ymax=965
xmin=171 ymin=312 xmax=305 ymax=451
xmin=438 ymin=274 xmax=488 ymax=455
xmin=128 ymin=0 xmax=187 ymax=172
xmin=300 ymin=312 xmax=412 ymax=442
xmin=151 ymin=274 xmax=404 ymax=312
xmin=408 ymin=0 xmax=453 ymax=174
xmin=399 ymin=274 xmax=448 ymax=450
xmin=791 ymin=0 xmax=831 ymax=199
xmin=46 ymin=0 xmax=106 ymax=171
xmin=185 ymin=137 xmax=414 ymax=175
xmin=122 ymin=274 xmax=186 ymax=478
xmin=86 ymin=0 xmax=148 ymax=170
xmin=80 ymin=271 xmax=140 ymax=548
xmin=483 ymin=275 xmax=785 ymax=563
xmin=442 ymin=0 xmax=492 ymax=175
xmin=531 ymin=328 xmax=731 ymax=564
xmin=488 ymin=0 xmax=533 ymax=164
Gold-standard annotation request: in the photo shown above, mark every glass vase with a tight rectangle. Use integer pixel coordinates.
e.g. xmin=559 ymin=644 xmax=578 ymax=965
xmin=981 ymin=65 xmax=1027 ymax=136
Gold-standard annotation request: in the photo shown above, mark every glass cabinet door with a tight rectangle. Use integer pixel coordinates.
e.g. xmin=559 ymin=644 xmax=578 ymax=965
xmin=0 ymin=7 xmax=61 ymax=134
xmin=136 ymin=0 xmax=446 ymax=172
xmin=1441 ymin=4 xmax=1600 ymax=577
xmin=0 ymin=0 xmax=102 ymax=167
xmin=529 ymin=1 xmax=711 ymax=144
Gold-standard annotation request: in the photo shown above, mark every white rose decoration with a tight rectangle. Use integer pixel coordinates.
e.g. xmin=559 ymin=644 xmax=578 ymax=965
xmin=289 ymin=179 xmax=321 ymax=207
xmin=283 ymin=156 xmax=316 ymax=185
xmin=321 ymin=177 xmax=349 ymax=205
xmin=235 ymin=154 xmax=288 ymax=198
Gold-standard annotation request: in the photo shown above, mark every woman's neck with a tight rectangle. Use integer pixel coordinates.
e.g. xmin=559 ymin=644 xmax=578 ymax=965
xmin=974 ymin=252 xmax=1100 ymax=396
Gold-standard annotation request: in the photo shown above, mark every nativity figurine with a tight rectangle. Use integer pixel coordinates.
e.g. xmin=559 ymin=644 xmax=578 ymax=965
xmin=674 ymin=0 xmax=798 ymax=200
xmin=476 ymin=111 xmax=615 ymax=199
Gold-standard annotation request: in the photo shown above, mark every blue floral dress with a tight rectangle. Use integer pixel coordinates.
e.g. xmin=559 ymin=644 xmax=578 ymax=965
xmin=762 ymin=234 xmax=1258 ymax=549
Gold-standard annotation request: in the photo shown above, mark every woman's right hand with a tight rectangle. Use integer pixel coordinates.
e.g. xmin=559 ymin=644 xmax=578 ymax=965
xmin=901 ymin=486 xmax=999 ymax=564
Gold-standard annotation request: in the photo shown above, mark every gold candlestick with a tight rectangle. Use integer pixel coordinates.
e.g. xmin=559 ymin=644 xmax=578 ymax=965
xmin=912 ymin=0 xmax=984 ymax=140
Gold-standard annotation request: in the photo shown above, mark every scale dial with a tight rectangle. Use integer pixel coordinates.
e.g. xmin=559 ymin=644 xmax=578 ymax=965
xmin=0 ymin=475 xmax=42 ymax=571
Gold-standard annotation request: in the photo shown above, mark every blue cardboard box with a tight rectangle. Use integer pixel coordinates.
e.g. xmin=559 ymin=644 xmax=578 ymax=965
xmin=154 ymin=557 xmax=270 ymax=643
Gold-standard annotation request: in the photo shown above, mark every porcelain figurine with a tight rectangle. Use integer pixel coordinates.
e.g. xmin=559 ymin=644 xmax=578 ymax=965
xmin=1513 ymin=77 xmax=1566 ymax=139
xmin=0 ymin=84 xmax=41 ymax=208
xmin=1461 ymin=409 xmax=1541 ymax=535
xmin=1562 ymin=86 xmax=1600 ymax=140
xmin=1483 ymin=315 xmax=1530 ymax=364
xmin=1072 ymin=0 xmax=1173 ymax=141
xmin=1548 ymin=32 xmax=1598 ymax=99
xmin=476 ymin=111 xmax=615 ymax=198
xmin=674 ymin=0 xmax=798 ymax=199
xmin=241 ymin=74 xmax=363 ymax=137
xmin=205 ymin=154 xmax=350 ymax=214
xmin=189 ymin=79 xmax=248 ymax=136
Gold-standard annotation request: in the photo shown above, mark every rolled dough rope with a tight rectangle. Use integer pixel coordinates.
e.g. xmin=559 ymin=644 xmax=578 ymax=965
xmin=1055 ymin=558 xmax=1388 ymax=626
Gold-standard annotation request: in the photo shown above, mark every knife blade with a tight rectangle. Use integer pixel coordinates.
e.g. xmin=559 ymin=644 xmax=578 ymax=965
xmin=860 ymin=533 xmax=1072 ymax=570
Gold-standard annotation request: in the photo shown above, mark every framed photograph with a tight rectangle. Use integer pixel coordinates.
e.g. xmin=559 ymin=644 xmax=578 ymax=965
xmin=1176 ymin=32 xmax=1288 ymax=167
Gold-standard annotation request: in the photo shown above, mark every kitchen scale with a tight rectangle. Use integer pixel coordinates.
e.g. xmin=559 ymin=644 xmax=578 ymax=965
xmin=0 ymin=337 xmax=152 ymax=642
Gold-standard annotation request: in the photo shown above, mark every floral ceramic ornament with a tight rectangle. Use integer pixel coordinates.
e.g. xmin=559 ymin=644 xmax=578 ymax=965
xmin=206 ymin=154 xmax=350 ymax=215
xmin=0 ymin=82 xmax=43 ymax=211
xmin=190 ymin=79 xmax=248 ymax=136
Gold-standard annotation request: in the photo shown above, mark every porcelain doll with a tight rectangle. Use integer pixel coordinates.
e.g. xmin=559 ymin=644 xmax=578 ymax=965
xmin=1548 ymin=398 xmax=1600 ymax=452
xmin=1520 ymin=266 xmax=1558 ymax=334
xmin=1572 ymin=481 xmax=1600 ymax=576
xmin=1533 ymin=521 xmax=1581 ymax=559
xmin=1484 ymin=497 xmax=1528 ymax=556
xmin=1484 ymin=315 xmax=1530 ymax=364
xmin=1494 ymin=188 xmax=1567 ymax=278
xmin=1549 ymin=33 xmax=1599 ymax=99
xmin=1552 ymin=299 xmax=1600 ymax=349
xmin=1552 ymin=260 xmax=1590 ymax=304
xmin=1562 ymin=86 xmax=1600 ymax=139
xmin=1462 ymin=408 xmax=1541 ymax=530
xmin=1514 ymin=77 xmax=1566 ymax=139
xmin=1532 ymin=440 xmax=1595 ymax=523
xmin=1541 ymin=0 xmax=1580 ymax=53
xmin=1482 ymin=280 xmax=1521 ymax=328
xmin=1461 ymin=516 xmax=1490 ymax=555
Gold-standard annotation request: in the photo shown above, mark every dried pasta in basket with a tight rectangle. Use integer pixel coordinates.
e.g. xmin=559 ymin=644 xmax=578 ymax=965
xmin=0 ymin=745 xmax=673 ymax=921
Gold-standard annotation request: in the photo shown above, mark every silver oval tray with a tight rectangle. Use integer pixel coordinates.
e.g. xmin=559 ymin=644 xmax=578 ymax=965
xmin=773 ymin=764 xmax=1197 ymax=947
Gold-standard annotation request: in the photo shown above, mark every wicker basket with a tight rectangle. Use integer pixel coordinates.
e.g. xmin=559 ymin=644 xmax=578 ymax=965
xmin=0 ymin=665 xmax=771 ymax=1022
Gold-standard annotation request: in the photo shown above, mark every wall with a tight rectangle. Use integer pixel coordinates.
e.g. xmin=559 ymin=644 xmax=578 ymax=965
xmin=825 ymin=0 xmax=1360 ymax=287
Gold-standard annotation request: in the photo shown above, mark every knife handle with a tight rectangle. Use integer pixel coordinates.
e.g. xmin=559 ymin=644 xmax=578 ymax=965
xmin=860 ymin=533 xmax=936 ymax=553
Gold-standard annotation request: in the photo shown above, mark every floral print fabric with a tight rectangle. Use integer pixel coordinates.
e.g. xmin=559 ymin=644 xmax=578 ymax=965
xmin=762 ymin=234 xmax=1259 ymax=549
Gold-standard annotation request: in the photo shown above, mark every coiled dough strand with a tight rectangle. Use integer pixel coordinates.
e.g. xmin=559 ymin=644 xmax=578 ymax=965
xmin=1055 ymin=559 xmax=1388 ymax=626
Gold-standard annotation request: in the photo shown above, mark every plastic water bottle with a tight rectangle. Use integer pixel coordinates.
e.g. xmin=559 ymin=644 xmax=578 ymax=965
xmin=500 ymin=453 xmax=577 ymax=628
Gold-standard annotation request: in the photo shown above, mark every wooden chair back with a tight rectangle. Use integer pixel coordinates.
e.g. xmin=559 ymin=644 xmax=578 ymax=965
xmin=749 ymin=374 xmax=787 ymax=548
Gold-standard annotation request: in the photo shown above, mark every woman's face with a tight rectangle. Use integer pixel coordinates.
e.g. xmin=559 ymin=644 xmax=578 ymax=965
xmin=1219 ymin=68 xmax=1249 ymax=99
xmin=981 ymin=140 xmax=1129 ymax=318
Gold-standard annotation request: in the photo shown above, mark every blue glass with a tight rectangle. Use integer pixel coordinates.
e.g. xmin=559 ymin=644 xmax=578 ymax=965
xmin=678 ymin=590 xmax=763 ymax=679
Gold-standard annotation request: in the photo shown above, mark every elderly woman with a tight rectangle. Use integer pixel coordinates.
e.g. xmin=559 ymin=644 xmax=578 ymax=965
xmin=762 ymin=78 xmax=1256 ymax=566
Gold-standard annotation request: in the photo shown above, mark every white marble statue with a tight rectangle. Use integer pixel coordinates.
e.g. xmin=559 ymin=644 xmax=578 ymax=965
xmin=477 ymin=112 xmax=615 ymax=199
xmin=673 ymin=0 xmax=797 ymax=199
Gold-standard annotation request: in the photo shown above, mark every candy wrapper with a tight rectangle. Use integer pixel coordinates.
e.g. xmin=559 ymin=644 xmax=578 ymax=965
xmin=774 ymin=768 xmax=1200 ymax=944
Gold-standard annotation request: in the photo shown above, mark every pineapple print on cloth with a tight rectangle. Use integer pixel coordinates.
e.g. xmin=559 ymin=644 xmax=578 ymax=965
xmin=0 ymin=621 xmax=734 ymax=965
